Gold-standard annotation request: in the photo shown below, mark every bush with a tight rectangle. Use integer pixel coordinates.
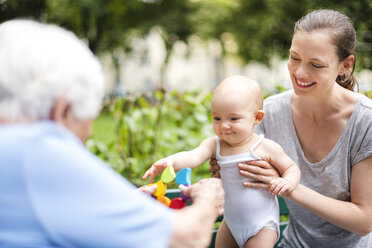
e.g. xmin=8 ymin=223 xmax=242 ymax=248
xmin=87 ymin=90 xmax=214 ymax=186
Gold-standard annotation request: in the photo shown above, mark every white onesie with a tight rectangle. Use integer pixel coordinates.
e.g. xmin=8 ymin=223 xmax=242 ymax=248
xmin=216 ymin=134 xmax=279 ymax=248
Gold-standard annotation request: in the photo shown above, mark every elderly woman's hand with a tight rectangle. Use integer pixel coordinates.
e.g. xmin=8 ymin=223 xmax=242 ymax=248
xmin=137 ymin=184 xmax=157 ymax=195
xmin=181 ymin=178 xmax=224 ymax=216
xmin=238 ymin=160 xmax=280 ymax=191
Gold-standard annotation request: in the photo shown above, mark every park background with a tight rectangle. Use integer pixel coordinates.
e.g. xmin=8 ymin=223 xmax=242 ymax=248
xmin=2 ymin=0 xmax=372 ymax=186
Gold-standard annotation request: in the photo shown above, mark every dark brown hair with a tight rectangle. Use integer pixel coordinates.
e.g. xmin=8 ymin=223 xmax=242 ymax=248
xmin=294 ymin=9 xmax=358 ymax=91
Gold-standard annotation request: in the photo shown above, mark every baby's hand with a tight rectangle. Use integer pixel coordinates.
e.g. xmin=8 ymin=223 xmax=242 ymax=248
xmin=269 ymin=178 xmax=295 ymax=196
xmin=142 ymin=158 xmax=174 ymax=184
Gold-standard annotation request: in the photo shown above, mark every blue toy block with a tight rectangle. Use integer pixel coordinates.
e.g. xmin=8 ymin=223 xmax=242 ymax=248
xmin=175 ymin=168 xmax=191 ymax=186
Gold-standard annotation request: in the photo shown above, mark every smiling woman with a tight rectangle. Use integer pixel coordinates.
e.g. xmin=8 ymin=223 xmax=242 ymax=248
xmin=230 ymin=9 xmax=372 ymax=248
xmin=287 ymin=10 xmax=356 ymax=98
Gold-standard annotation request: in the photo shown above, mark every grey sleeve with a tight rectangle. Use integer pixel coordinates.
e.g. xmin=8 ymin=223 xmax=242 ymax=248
xmin=351 ymin=99 xmax=372 ymax=166
xmin=351 ymin=123 xmax=372 ymax=165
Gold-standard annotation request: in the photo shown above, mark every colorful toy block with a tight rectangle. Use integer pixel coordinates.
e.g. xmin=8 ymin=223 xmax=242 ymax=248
xmin=175 ymin=168 xmax=191 ymax=185
xmin=169 ymin=197 xmax=187 ymax=209
xmin=180 ymin=188 xmax=191 ymax=201
xmin=146 ymin=166 xmax=192 ymax=210
xmin=150 ymin=181 xmax=167 ymax=197
xmin=157 ymin=195 xmax=171 ymax=207
xmin=161 ymin=166 xmax=176 ymax=183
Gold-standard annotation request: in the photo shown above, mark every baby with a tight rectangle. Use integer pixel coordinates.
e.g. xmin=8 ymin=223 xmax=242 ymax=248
xmin=143 ymin=75 xmax=301 ymax=248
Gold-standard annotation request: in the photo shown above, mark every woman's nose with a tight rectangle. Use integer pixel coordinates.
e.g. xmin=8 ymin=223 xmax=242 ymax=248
xmin=295 ymin=64 xmax=309 ymax=78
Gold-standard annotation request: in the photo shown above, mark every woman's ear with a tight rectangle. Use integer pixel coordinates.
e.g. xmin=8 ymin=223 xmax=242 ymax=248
xmin=339 ymin=54 xmax=355 ymax=75
xmin=49 ymin=96 xmax=70 ymax=125
xmin=255 ymin=110 xmax=265 ymax=124
xmin=49 ymin=96 xmax=93 ymax=142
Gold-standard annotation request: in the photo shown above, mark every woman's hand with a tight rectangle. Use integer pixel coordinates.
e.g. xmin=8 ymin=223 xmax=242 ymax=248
xmin=181 ymin=178 xmax=225 ymax=216
xmin=169 ymin=178 xmax=225 ymax=248
xmin=238 ymin=160 xmax=280 ymax=191
xmin=208 ymin=158 xmax=221 ymax=178
xmin=137 ymin=184 xmax=157 ymax=195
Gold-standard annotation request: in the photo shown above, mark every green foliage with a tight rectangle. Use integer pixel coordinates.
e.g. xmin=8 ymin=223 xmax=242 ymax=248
xmin=44 ymin=0 xmax=147 ymax=54
xmin=217 ymin=0 xmax=372 ymax=70
xmin=362 ymin=89 xmax=372 ymax=99
xmin=0 ymin=0 xmax=46 ymax=22
xmin=3 ymin=0 xmax=372 ymax=70
xmin=87 ymin=90 xmax=214 ymax=186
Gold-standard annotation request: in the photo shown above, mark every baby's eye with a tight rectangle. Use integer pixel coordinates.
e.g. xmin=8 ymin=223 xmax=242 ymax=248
xmin=213 ymin=117 xmax=221 ymax=121
xmin=231 ymin=117 xmax=239 ymax=121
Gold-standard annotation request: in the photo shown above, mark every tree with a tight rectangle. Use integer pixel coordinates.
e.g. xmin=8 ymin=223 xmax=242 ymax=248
xmin=0 ymin=0 xmax=46 ymax=22
xmin=43 ymin=0 xmax=154 ymax=95
xmin=215 ymin=0 xmax=372 ymax=70
xmin=131 ymin=0 xmax=199 ymax=89
xmin=2 ymin=0 xmax=372 ymax=72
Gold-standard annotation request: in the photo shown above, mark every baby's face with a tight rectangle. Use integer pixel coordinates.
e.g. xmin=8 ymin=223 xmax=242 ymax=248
xmin=212 ymin=94 xmax=257 ymax=146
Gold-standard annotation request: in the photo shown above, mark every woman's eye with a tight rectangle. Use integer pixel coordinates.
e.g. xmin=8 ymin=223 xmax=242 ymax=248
xmin=290 ymin=56 xmax=300 ymax=61
xmin=312 ymin=64 xmax=324 ymax=69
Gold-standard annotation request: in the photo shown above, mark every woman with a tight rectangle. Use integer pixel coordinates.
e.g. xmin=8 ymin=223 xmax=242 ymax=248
xmin=211 ymin=9 xmax=372 ymax=247
xmin=0 ymin=20 xmax=224 ymax=248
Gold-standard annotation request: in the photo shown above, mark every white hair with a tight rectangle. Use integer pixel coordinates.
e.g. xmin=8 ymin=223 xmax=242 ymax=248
xmin=0 ymin=20 xmax=105 ymax=122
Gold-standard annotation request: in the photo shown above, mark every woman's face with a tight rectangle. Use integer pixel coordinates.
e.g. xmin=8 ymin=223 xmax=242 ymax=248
xmin=287 ymin=30 xmax=343 ymax=98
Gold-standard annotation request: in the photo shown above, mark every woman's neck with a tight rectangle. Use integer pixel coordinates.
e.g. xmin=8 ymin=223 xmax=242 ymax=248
xmin=292 ymin=84 xmax=356 ymax=122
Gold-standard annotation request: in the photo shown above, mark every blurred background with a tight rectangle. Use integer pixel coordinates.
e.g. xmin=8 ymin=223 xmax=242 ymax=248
xmin=2 ymin=0 xmax=372 ymax=186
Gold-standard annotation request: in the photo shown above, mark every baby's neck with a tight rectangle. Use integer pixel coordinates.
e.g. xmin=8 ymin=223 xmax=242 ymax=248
xmin=219 ymin=133 xmax=259 ymax=156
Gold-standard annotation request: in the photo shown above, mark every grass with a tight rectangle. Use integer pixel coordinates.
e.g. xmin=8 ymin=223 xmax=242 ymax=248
xmin=91 ymin=110 xmax=116 ymax=144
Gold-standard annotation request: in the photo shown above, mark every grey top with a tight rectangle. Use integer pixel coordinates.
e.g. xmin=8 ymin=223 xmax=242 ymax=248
xmin=255 ymin=90 xmax=372 ymax=248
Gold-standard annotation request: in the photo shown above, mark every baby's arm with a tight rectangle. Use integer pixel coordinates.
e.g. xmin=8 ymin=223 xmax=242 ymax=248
xmin=259 ymin=139 xmax=301 ymax=196
xmin=142 ymin=137 xmax=216 ymax=183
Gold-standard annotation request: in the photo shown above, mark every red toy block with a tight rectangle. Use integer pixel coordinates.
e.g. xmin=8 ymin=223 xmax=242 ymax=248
xmin=169 ymin=197 xmax=186 ymax=209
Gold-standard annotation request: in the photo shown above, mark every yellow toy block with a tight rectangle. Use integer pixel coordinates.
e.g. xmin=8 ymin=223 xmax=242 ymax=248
xmin=161 ymin=166 xmax=176 ymax=183
xmin=149 ymin=181 xmax=167 ymax=197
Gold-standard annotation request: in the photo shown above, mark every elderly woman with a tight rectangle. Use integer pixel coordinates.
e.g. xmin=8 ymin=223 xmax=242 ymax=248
xmin=0 ymin=20 xmax=224 ymax=248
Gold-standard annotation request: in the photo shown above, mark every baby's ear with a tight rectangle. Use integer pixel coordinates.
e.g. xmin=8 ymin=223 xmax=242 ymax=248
xmin=255 ymin=110 xmax=265 ymax=124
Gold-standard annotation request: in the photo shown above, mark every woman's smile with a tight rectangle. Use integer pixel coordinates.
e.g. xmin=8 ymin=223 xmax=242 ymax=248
xmin=295 ymin=76 xmax=316 ymax=88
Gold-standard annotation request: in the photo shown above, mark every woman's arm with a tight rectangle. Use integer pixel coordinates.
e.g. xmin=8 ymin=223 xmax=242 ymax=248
xmin=287 ymin=156 xmax=372 ymax=236
xmin=169 ymin=178 xmax=224 ymax=248
xmin=239 ymin=156 xmax=372 ymax=236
